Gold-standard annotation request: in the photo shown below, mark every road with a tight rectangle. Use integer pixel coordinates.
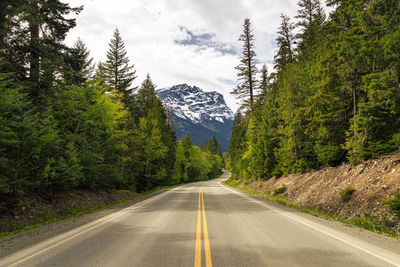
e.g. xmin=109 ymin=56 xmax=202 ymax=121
xmin=1 ymin=171 xmax=400 ymax=266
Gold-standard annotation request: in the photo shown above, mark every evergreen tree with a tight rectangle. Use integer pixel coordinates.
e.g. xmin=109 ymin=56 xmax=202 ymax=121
xmin=64 ymin=38 xmax=94 ymax=86
xmin=231 ymin=18 xmax=258 ymax=111
xmin=274 ymin=14 xmax=295 ymax=74
xmin=135 ymin=74 xmax=176 ymax=187
xmin=104 ymin=28 xmax=137 ymax=107
xmin=228 ymin=112 xmax=248 ymax=178
xmin=1 ymin=0 xmax=82 ymax=105
xmin=295 ymin=0 xmax=326 ymax=57
xmin=201 ymin=137 xmax=222 ymax=156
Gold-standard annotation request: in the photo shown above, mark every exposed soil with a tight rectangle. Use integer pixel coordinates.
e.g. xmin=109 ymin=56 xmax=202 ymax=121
xmin=237 ymin=154 xmax=400 ymax=233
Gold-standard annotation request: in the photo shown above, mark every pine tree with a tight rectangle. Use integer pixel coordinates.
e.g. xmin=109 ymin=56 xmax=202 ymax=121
xmin=228 ymin=112 xmax=248 ymax=178
xmin=231 ymin=18 xmax=258 ymax=111
xmin=136 ymin=74 xmax=176 ymax=185
xmin=295 ymin=0 xmax=326 ymax=56
xmin=259 ymin=64 xmax=269 ymax=98
xmin=274 ymin=14 xmax=295 ymax=74
xmin=95 ymin=61 xmax=107 ymax=80
xmin=64 ymin=38 xmax=94 ymax=86
xmin=1 ymin=0 xmax=82 ymax=105
xmin=104 ymin=28 xmax=137 ymax=105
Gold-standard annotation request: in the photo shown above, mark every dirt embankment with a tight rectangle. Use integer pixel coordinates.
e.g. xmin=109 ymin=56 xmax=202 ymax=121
xmin=238 ymin=154 xmax=400 ymax=232
xmin=0 ymin=189 xmax=139 ymax=234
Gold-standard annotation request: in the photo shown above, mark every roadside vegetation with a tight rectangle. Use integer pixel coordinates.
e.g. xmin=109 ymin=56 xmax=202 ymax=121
xmin=225 ymin=0 xmax=400 ymax=235
xmin=0 ymin=1 xmax=223 ymax=235
xmin=228 ymin=1 xmax=400 ymax=180
xmin=340 ymin=187 xmax=356 ymax=202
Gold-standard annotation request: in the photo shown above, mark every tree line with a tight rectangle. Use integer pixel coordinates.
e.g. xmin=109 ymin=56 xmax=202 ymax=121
xmin=0 ymin=0 xmax=223 ymax=201
xmin=228 ymin=0 xmax=400 ymax=180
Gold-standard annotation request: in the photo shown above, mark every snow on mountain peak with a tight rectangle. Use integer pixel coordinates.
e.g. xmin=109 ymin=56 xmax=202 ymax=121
xmin=157 ymin=84 xmax=234 ymax=125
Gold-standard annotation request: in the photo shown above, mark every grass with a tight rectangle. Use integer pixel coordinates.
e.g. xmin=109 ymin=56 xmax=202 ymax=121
xmin=224 ymin=179 xmax=398 ymax=239
xmin=0 ymin=184 xmax=183 ymax=238
xmin=382 ymin=192 xmax=400 ymax=216
xmin=340 ymin=186 xmax=356 ymax=202
xmin=273 ymin=184 xmax=287 ymax=196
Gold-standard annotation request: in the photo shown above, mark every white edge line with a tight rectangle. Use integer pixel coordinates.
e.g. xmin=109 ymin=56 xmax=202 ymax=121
xmin=221 ymin=181 xmax=400 ymax=267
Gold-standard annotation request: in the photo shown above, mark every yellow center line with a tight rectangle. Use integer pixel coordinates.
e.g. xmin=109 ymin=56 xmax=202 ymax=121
xmin=202 ymin=189 xmax=213 ymax=267
xmin=195 ymin=188 xmax=202 ymax=267
xmin=194 ymin=184 xmax=213 ymax=267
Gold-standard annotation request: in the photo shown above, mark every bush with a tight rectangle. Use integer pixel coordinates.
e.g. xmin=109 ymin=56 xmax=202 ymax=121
xmin=340 ymin=186 xmax=355 ymax=202
xmin=382 ymin=192 xmax=400 ymax=216
xmin=273 ymin=184 xmax=287 ymax=196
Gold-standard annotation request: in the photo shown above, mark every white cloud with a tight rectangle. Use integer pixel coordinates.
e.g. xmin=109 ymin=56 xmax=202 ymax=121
xmin=64 ymin=0 xmax=329 ymax=112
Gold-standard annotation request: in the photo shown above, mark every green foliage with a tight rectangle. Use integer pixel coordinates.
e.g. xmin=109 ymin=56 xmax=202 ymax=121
xmin=201 ymin=137 xmax=222 ymax=156
xmin=172 ymin=135 xmax=223 ymax=184
xmin=340 ymin=187 xmax=356 ymax=202
xmin=63 ymin=38 xmax=94 ymax=86
xmin=0 ymin=0 xmax=224 ymax=221
xmin=229 ymin=0 xmax=400 ymax=182
xmin=273 ymin=184 xmax=287 ymax=196
xmin=382 ymin=192 xmax=400 ymax=216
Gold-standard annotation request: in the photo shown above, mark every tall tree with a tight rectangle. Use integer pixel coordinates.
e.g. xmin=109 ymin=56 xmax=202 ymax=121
xmin=231 ymin=18 xmax=258 ymax=111
xmin=104 ymin=28 xmax=137 ymax=106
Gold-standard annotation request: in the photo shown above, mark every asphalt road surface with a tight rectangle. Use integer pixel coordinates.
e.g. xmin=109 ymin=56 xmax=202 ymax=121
xmin=1 ymin=171 xmax=400 ymax=266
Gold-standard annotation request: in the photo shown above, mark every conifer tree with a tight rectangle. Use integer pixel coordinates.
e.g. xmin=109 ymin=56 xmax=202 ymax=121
xmin=295 ymin=0 xmax=325 ymax=56
xmin=274 ymin=14 xmax=295 ymax=74
xmin=231 ymin=18 xmax=258 ymax=111
xmin=1 ymin=0 xmax=82 ymax=105
xmin=259 ymin=64 xmax=270 ymax=98
xmin=104 ymin=28 xmax=137 ymax=105
xmin=64 ymin=38 xmax=94 ymax=86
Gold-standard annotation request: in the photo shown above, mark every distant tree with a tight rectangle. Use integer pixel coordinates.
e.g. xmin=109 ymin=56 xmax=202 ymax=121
xmin=201 ymin=137 xmax=222 ymax=156
xmin=94 ymin=61 xmax=107 ymax=80
xmin=231 ymin=18 xmax=258 ymax=111
xmin=259 ymin=64 xmax=270 ymax=98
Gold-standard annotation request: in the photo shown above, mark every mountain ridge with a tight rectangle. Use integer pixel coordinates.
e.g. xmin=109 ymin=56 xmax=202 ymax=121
xmin=157 ymin=84 xmax=233 ymax=152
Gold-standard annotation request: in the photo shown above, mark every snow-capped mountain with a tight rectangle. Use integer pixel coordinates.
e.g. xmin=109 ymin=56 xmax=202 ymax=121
xmin=157 ymin=84 xmax=234 ymax=152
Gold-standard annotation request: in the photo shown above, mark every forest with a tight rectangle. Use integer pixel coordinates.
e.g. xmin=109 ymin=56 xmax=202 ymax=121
xmin=228 ymin=0 xmax=400 ymax=180
xmin=0 ymin=0 xmax=223 ymax=206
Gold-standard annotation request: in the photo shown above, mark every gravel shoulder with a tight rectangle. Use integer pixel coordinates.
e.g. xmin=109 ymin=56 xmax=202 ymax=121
xmin=0 ymin=188 xmax=170 ymax=258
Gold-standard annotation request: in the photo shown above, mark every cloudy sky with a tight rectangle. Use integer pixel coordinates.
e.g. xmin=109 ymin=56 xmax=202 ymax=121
xmin=64 ymin=0 xmax=326 ymax=112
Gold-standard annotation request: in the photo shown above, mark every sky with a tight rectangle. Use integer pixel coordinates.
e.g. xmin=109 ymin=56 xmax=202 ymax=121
xmin=64 ymin=0 xmax=322 ymax=112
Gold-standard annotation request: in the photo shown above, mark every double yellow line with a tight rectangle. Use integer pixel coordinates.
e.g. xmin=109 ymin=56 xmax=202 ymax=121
xmin=194 ymin=185 xmax=212 ymax=267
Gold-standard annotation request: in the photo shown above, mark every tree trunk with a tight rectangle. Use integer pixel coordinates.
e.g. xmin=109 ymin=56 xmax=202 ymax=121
xmin=246 ymin=32 xmax=254 ymax=111
xmin=352 ymin=75 xmax=358 ymax=140
xmin=29 ymin=1 xmax=40 ymax=105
